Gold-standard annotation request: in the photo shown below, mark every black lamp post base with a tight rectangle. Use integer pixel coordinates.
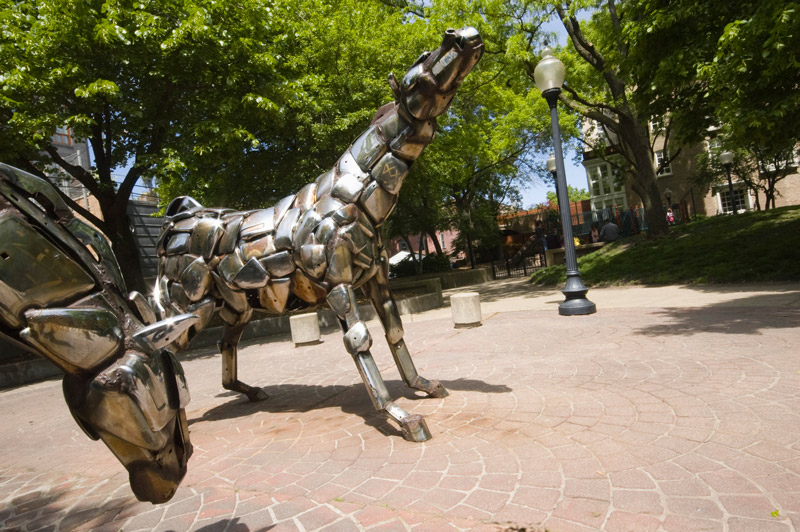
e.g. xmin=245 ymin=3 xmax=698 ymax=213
xmin=558 ymin=294 xmax=597 ymax=315
xmin=558 ymin=275 xmax=597 ymax=316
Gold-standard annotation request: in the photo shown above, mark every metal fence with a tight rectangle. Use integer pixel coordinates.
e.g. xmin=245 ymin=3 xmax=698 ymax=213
xmin=491 ymin=253 xmax=546 ymax=279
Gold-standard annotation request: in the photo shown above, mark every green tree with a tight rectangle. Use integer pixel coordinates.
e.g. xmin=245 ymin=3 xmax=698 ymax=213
xmin=545 ymin=185 xmax=589 ymax=205
xmin=0 ymin=0 xmax=292 ymax=291
xmin=625 ymin=0 xmax=800 ymax=208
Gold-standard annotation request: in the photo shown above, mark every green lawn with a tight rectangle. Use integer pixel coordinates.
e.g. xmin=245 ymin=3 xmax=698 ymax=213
xmin=529 ymin=205 xmax=800 ymax=286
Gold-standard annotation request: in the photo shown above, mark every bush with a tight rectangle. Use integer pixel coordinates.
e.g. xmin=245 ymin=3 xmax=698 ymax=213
xmin=390 ymin=254 xmax=451 ymax=278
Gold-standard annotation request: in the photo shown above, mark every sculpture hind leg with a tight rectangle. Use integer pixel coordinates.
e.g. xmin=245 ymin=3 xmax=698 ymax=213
xmin=362 ymin=257 xmax=447 ymax=398
xmin=327 ymin=283 xmax=431 ymax=442
xmin=219 ymin=309 xmax=268 ymax=402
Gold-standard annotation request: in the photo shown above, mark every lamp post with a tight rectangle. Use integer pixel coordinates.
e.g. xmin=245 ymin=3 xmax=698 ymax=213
xmin=547 ymin=154 xmax=562 ymax=208
xmin=535 ymin=48 xmax=596 ymax=316
xmin=720 ymin=151 xmax=737 ymax=214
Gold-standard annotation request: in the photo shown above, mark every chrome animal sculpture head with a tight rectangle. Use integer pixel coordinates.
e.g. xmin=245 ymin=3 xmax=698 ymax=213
xmin=0 ymin=163 xmax=194 ymax=503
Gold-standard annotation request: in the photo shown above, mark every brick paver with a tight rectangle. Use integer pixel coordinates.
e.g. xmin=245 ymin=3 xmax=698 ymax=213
xmin=1 ymin=281 xmax=799 ymax=531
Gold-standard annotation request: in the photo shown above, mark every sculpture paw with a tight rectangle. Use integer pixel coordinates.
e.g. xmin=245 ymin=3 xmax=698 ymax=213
xmin=399 ymin=414 xmax=432 ymax=442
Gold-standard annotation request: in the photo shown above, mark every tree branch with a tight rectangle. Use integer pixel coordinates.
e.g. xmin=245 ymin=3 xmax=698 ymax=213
xmin=44 ymin=145 xmax=102 ymax=197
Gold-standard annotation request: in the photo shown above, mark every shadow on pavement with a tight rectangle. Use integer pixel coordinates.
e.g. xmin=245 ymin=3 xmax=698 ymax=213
xmin=189 ymin=378 xmax=512 ymax=438
xmin=632 ymin=300 xmax=800 ymax=337
xmin=195 ymin=517 xmax=271 ymax=531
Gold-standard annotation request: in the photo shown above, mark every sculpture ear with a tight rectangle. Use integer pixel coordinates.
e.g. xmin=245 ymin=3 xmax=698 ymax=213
xmin=165 ymin=196 xmax=202 ymax=217
xmin=387 ymin=73 xmax=404 ymax=103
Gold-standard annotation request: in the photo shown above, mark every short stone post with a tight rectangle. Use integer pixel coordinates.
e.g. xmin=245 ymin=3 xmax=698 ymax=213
xmin=290 ymin=313 xmax=321 ymax=346
xmin=451 ymin=292 xmax=482 ymax=328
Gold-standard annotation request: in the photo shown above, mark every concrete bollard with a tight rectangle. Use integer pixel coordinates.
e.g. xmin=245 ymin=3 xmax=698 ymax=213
xmin=451 ymin=292 xmax=482 ymax=328
xmin=290 ymin=313 xmax=321 ymax=346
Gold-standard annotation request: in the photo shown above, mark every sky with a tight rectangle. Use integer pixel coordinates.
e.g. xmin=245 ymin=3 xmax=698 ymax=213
xmin=520 ymin=156 xmax=588 ymax=209
xmin=517 ymin=13 xmax=591 ymax=210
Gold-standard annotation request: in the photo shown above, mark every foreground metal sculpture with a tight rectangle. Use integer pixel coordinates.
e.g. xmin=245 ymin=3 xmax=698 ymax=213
xmin=156 ymin=27 xmax=484 ymax=442
xmin=0 ymin=163 xmax=194 ymax=504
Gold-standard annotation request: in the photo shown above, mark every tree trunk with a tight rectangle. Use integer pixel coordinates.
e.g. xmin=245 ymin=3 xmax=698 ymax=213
xmin=427 ymin=229 xmax=445 ymax=257
xmin=619 ymin=115 xmax=670 ymax=238
xmin=99 ymin=193 xmax=146 ymax=294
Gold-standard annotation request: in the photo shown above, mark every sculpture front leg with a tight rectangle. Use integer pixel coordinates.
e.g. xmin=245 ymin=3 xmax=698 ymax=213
xmin=219 ymin=309 xmax=268 ymax=402
xmin=327 ymin=283 xmax=431 ymax=442
xmin=362 ymin=258 xmax=447 ymax=398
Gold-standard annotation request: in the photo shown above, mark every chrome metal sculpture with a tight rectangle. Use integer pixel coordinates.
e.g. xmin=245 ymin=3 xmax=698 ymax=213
xmin=156 ymin=27 xmax=484 ymax=442
xmin=0 ymin=163 xmax=194 ymax=504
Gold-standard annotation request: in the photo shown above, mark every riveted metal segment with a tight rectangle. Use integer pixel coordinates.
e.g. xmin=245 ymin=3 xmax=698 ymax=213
xmin=131 ymin=314 xmax=199 ymax=351
xmin=240 ymin=234 xmax=275 ymax=261
xmin=293 ymin=182 xmax=317 ymax=212
xmin=179 ymin=253 xmax=200 ymax=275
xmin=217 ymin=215 xmax=243 ymax=255
xmin=332 ymin=203 xmax=359 ymax=226
xmin=401 ymin=63 xmax=425 ymax=94
xmin=340 ymin=221 xmax=371 ymax=255
xmin=260 ymin=250 xmax=295 ymax=278
xmin=172 ymin=217 xmax=197 ymax=232
xmin=169 ymin=281 xmax=191 ymax=310
xmin=166 ymin=233 xmax=191 ymax=255
xmin=315 ymin=169 xmax=335 ymax=198
xmin=337 ymin=152 xmax=369 ymax=181
xmin=211 ymin=273 xmax=249 ymax=313
xmin=179 ymin=257 xmax=212 ymax=302
xmin=314 ymin=217 xmax=338 ymax=247
xmin=376 ymin=108 xmax=409 ymax=141
xmin=351 ymin=126 xmax=387 ymax=172
xmin=326 ymin=283 xmax=355 ymax=320
xmin=343 ymin=322 xmax=372 ymax=354
xmin=406 ymin=74 xmax=438 ymax=120
xmin=352 ymin=253 xmax=373 ymax=271
xmin=155 ymin=223 xmax=171 ymax=256
xmin=299 ymin=244 xmax=327 ymax=279
xmin=381 ymin=299 xmax=405 ymax=344
xmin=65 ymin=217 xmax=126 ymax=291
xmin=240 ymin=208 xmax=274 ymax=241
xmin=0 ymin=216 xmax=95 ymax=329
xmin=357 ymin=211 xmax=376 ymax=238
xmin=293 ymin=209 xmax=322 ymax=252
xmin=258 ymin=278 xmax=291 ymax=314
xmin=429 ymin=90 xmax=457 ymax=117
xmin=217 ymin=250 xmax=245 ymax=286
xmin=233 ymin=257 xmax=269 ymax=289
xmin=129 ymin=291 xmax=157 ymax=325
xmin=81 ymin=352 xmax=174 ymax=449
xmin=274 ymin=207 xmax=301 ymax=251
xmin=20 ymin=308 xmax=122 ymax=372
xmin=163 ymin=351 xmax=191 ymax=409
xmin=360 ymin=181 xmax=397 ymax=225
xmin=312 ymin=196 xmax=345 ymax=218
xmin=162 ymin=255 xmax=182 ymax=282
xmin=189 ymin=218 xmax=223 ymax=259
xmin=325 ymin=243 xmax=353 ymax=285
xmin=273 ymin=194 xmax=296 ymax=226
xmin=371 ymin=153 xmax=409 ymax=194
xmin=330 ymin=174 xmax=365 ymax=204
xmin=188 ymin=297 xmax=215 ymax=331
xmin=290 ymin=270 xmax=328 ymax=304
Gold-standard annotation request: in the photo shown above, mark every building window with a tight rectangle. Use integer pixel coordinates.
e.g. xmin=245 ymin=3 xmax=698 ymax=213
xmin=587 ymin=161 xmax=626 ymax=211
xmin=52 ymin=126 xmax=73 ymax=146
xmin=398 ymin=241 xmax=408 ymax=251
xmin=655 ymin=150 xmax=672 ymax=175
xmin=719 ymin=187 xmax=747 ymax=214
xmin=650 ymin=117 xmax=664 ymax=136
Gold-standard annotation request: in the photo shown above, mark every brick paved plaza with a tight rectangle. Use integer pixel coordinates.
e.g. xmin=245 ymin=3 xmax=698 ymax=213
xmin=2 ymin=280 xmax=800 ymax=531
